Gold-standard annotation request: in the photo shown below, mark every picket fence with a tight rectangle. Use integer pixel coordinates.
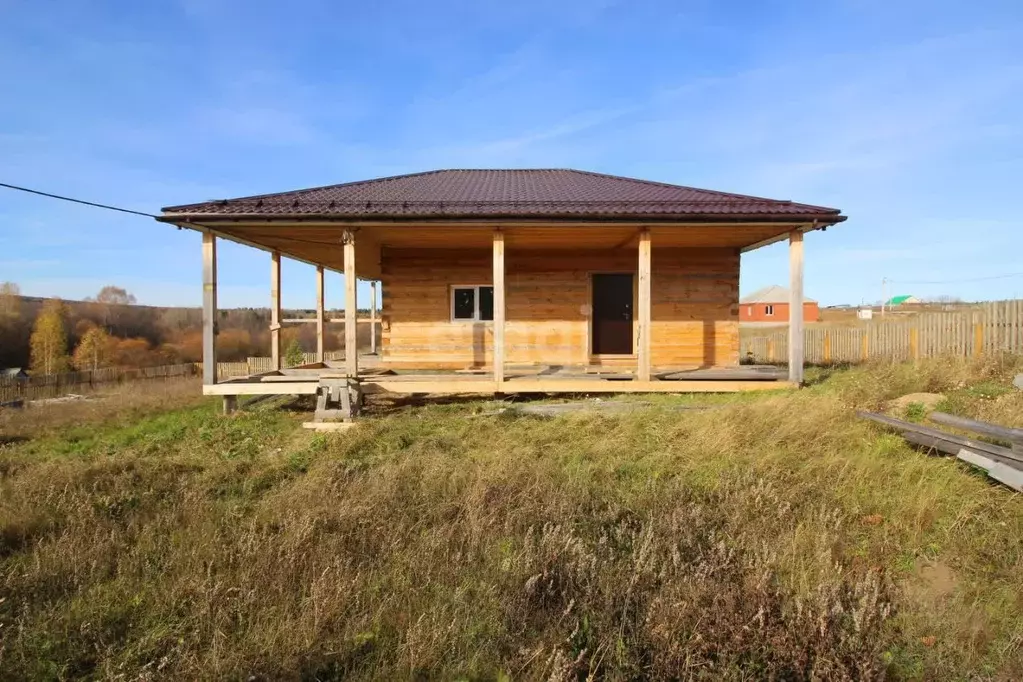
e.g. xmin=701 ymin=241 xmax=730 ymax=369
xmin=240 ymin=350 xmax=344 ymax=376
xmin=741 ymin=299 xmax=1023 ymax=365
xmin=0 ymin=351 xmax=347 ymax=403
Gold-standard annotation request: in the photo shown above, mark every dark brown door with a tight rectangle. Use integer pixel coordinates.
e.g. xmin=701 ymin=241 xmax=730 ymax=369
xmin=592 ymin=273 xmax=633 ymax=355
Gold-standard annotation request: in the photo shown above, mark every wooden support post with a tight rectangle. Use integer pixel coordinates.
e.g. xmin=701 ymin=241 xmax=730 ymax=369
xmin=202 ymin=231 xmax=218 ymax=386
xmin=861 ymin=332 xmax=869 ymax=362
xmin=767 ymin=339 xmax=775 ymax=363
xmin=973 ymin=322 xmax=983 ymax=358
xmin=823 ymin=331 xmax=832 ymax=365
xmin=270 ymin=251 xmax=282 ymax=371
xmin=788 ymin=230 xmax=804 ymax=384
xmin=910 ymin=326 xmax=919 ymax=362
xmin=222 ymin=395 xmax=237 ymax=415
xmin=370 ymin=281 xmax=378 ymax=355
xmin=637 ymin=227 xmax=652 ymax=382
xmin=343 ymin=230 xmax=358 ymax=377
xmin=492 ymin=228 xmax=506 ymax=385
xmin=315 ymin=266 xmax=325 ymax=363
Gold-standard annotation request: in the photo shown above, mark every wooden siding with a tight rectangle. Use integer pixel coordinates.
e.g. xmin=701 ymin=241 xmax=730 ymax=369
xmin=380 ymin=247 xmax=739 ymax=369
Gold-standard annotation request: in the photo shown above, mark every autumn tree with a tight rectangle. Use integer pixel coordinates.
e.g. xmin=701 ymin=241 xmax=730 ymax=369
xmin=29 ymin=298 xmax=71 ymax=374
xmin=73 ymin=325 xmax=114 ymax=371
xmin=110 ymin=338 xmax=158 ymax=367
xmin=284 ymin=338 xmax=305 ymax=367
xmin=218 ymin=329 xmax=254 ymax=362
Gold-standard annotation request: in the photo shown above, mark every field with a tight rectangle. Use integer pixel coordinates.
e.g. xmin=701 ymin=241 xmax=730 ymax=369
xmin=2 ymin=360 xmax=1023 ymax=680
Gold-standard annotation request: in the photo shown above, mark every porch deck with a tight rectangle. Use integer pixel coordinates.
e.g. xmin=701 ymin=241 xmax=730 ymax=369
xmin=204 ymin=362 xmax=792 ymax=396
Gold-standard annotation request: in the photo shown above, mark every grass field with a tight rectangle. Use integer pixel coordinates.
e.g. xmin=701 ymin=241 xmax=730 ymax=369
xmin=2 ymin=359 xmax=1022 ymax=680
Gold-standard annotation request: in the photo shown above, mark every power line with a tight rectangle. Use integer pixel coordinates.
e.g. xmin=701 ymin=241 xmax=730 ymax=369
xmin=4 ymin=181 xmax=1020 ymax=287
xmin=0 ymin=182 xmax=158 ymax=218
xmin=888 ymin=272 xmax=1023 ymax=285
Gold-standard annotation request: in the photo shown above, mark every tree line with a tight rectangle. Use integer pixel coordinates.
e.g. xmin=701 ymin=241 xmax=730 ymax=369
xmin=0 ymin=282 xmax=344 ymax=375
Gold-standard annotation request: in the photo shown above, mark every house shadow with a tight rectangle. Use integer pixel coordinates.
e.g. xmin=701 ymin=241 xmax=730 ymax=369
xmin=472 ymin=322 xmax=486 ymax=369
xmin=702 ymin=319 xmax=717 ymax=367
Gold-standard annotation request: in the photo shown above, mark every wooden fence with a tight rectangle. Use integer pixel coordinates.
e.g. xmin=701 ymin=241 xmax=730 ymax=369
xmin=1 ymin=363 xmax=199 ymax=402
xmin=242 ymin=351 xmax=344 ymax=376
xmin=1 ymin=351 xmax=348 ymax=403
xmin=741 ymin=299 xmax=1023 ymax=364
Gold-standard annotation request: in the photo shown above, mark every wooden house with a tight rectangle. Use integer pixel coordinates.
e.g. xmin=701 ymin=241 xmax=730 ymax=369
xmin=158 ymin=169 xmax=845 ymax=417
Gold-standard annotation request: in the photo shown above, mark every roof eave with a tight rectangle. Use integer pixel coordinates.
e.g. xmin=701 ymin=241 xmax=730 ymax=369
xmin=157 ymin=212 xmax=846 ymax=225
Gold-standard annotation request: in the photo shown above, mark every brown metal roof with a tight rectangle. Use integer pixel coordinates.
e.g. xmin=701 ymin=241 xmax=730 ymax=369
xmin=161 ymin=169 xmax=845 ymax=223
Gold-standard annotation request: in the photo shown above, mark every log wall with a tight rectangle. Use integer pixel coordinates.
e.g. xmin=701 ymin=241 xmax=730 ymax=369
xmin=380 ymin=247 xmax=739 ymax=369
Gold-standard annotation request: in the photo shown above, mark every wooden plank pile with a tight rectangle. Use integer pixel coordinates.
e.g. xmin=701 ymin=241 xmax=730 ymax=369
xmin=858 ymin=410 xmax=1023 ymax=492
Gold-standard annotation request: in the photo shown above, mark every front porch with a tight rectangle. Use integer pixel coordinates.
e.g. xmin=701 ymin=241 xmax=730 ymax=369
xmin=202 ymin=361 xmax=792 ymax=399
xmin=193 ymin=221 xmax=806 ymax=417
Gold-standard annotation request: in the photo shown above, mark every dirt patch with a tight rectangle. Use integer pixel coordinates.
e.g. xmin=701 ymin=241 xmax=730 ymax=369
xmin=907 ymin=559 xmax=958 ymax=605
xmin=887 ymin=392 xmax=945 ymax=414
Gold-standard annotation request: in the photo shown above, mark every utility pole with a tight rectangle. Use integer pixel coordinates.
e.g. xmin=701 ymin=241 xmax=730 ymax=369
xmin=881 ymin=277 xmax=887 ymax=317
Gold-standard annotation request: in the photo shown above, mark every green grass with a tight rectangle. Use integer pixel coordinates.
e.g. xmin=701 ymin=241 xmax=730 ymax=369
xmin=1 ymin=358 xmax=1023 ymax=680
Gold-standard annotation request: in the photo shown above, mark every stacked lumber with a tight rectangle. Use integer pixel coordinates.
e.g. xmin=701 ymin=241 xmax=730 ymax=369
xmin=858 ymin=410 xmax=1023 ymax=492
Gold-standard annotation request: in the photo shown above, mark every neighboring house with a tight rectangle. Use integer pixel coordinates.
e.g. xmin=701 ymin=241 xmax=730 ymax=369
xmin=0 ymin=368 xmax=29 ymax=381
xmin=159 ymin=169 xmax=846 ymax=407
xmin=886 ymin=295 xmax=920 ymax=306
xmin=740 ymin=285 xmax=820 ymax=322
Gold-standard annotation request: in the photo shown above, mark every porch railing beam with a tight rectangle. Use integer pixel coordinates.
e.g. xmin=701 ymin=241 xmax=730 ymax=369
xmin=270 ymin=250 xmax=282 ymax=371
xmin=370 ymin=281 xmax=378 ymax=355
xmin=344 ymin=229 xmax=358 ymax=377
xmin=493 ymin=228 xmax=506 ymax=386
xmin=637 ymin=227 xmax=652 ymax=381
xmin=202 ymin=231 xmax=217 ymax=386
xmin=316 ymin=265 xmax=325 ymax=363
xmin=788 ymin=229 xmax=805 ymax=384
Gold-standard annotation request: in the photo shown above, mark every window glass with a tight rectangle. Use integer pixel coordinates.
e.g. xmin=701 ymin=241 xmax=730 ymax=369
xmin=478 ymin=286 xmax=494 ymax=321
xmin=453 ymin=288 xmax=476 ymax=320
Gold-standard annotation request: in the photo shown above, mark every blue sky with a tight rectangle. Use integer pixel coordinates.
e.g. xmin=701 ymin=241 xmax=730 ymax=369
xmin=1 ymin=0 xmax=1022 ymax=309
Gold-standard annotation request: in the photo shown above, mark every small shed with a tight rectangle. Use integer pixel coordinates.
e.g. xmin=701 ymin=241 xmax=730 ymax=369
xmin=1 ymin=368 xmax=29 ymax=382
xmin=740 ymin=285 xmax=820 ymax=322
xmin=158 ymin=169 xmax=846 ymax=413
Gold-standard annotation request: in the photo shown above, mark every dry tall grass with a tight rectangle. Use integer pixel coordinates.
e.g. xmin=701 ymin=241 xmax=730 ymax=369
xmin=1 ymin=358 xmax=1022 ymax=680
xmin=0 ymin=378 xmax=204 ymax=443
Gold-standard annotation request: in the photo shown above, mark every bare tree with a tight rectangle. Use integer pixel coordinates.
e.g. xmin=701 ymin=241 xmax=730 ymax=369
xmin=0 ymin=281 xmax=20 ymax=321
xmin=94 ymin=286 xmax=137 ymax=306
xmin=87 ymin=285 xmax=138 ymax=336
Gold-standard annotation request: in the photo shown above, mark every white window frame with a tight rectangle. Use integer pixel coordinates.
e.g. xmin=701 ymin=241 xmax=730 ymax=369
xmin=450 ymin=285 xmax=494 ymax=322
xmin=765 ymin=304 xmax=775 ymax=316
